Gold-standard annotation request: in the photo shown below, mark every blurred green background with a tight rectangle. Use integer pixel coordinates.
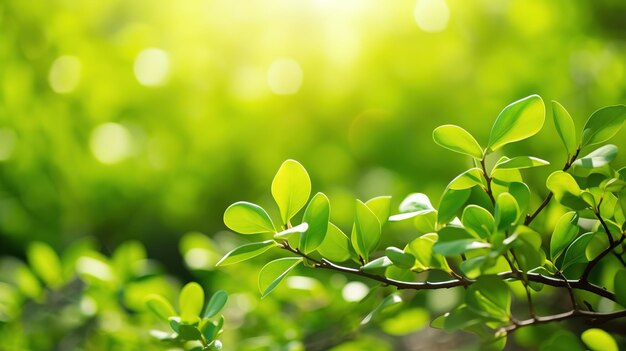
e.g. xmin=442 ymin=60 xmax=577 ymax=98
xmin=1 ymin=0 xmax=626 ymax=349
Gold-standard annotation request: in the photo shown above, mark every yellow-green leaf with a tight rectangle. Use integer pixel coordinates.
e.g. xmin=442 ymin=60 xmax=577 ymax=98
xmin=179 ymin=282 xmax=204 ymax=322
xmin=432 ymin=124 xmax=483 ymax=159
xmin=552 ymin=100 xmax=578 ymax=156
xmin=549 ymin=212 xmax=579 ymax=261
xmin=223 ymin=201 xmax=275 ymax=234
xmin=317 ymin=223 xmax=352 ymax=262
xmin=365 ymin=196 xmax=392 ymax=226
xmin=146 ymin=294 xmax=177 ymax=322
xmin=581 ymin=328 xmax=618 ymax=351
xmin=300 ymin=192 xmax=330 ymax=253
xmin=258 ymin=257 xmax=302 ymax=298
xmin=582 ymin=105 xmax=626 ymax=147
xmin=351 ymin=200 xmax=381 ymax=262
xmin=216 ymin=240 xmax=276 ymax=266
xmin=487 ymin=94 xmax=545 ymax=151
xmin=546 ymin=171 xmax=588 ymax=210
xmin=271 ymin=159 xmax=311 ymax=225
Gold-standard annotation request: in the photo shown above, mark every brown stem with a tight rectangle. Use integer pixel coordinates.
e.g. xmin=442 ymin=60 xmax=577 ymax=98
xmin=503 ymin=309 xmax=626 ymax=333
xmin=480 ymin=157 xmax=495 ymax=205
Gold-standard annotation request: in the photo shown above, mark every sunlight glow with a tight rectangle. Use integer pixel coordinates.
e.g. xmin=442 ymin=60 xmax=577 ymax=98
xmin=134 ymin=48 xmax=170 ymax=87
xmin=89 ymin=123 xmax=132 ymax=164
xmin=414 ymin=0 xmax=450 ymax=33
xmin=49 ymin=56 xmax=81 ymax=93
xmin=342 ymin=281 xmax=369 ymax=302
xmin=267 ymin=58 xmax=303 ymax=95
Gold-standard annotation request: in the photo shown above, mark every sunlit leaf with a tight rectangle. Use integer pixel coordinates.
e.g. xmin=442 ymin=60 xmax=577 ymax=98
xmin=384 ymin=247 xmax=415 ymax=269
xmin=462 ymin=205 xmax=495 ymax=239
xmin=448 ymin=168 xmax=486 ymax=190
xmin=365 ymin=196 xmax=392 ymax=226
xmin=487 ymin=95 xmax=545 ymax=151
xmin=561 ymin=232 xmax=594 ymax=270
xmin=179 ymin=282 xmax=204 ymax=322
xmin=271 ymin=159 xmax=311 ymax=225
xmin=317 ymin=223 xmax=352 ymax=262
xmin=432 ymin=124 xmax=483 ymax=159
xmin=351 ymin=200 xmax=381 ymax=262
xmin=216 ymin=240 xmax=276 ymax=266
xmin=361 ymin=293 xmax=402 ymax=325
xmin=466 ymin=276 xmax=511 ymax=322
xmin=204 ymin=290 xmax=228 ymax=319
xmin=258 ymin=257 xmax=302 ymax=298
xmin=145 ymin=294 xmax=177 ymax=322
xmin=361 ymin=256 xmax=393 ymax=271
xmin=552 ymin=101 xmax=579 ymax=157
xmin=572 ymin=144 xmax=618 ymax=169
xmin=433 ymin=239 xmax=491 ymax=256
xmin=223 ymin=202 xmax=275 ymax=234
xmin=494 ymin=192 xmax=519 ymax=230
xmin=300 ymin=193 xmax=330 ymax=253
xmin=550 ymin=212 xmax=579 ymax=261
xmin=493 ymin=156 xmax=549 ymax=170
xmin=438 ymin=188 xmax=471 ymax=224
xmin=581 ymin=105 xmax=626 ymax=147
xmin=581 ymin=328 xmax=618 ymax=351
xmin=546 ymin=171 xmax=588 ymax=210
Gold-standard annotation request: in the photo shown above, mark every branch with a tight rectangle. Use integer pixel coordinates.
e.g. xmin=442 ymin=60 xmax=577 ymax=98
xmin=525 ymin=148 xmax=580 ymax=225
xmin=595 ymin=210 xmax=615 ymax=246
xmin=480 ymin=157 xmax=495 ymax=205
xmin=503 ymin=309 xmax=626 ymax=333
xmin=581 ymin=233 xmax=626 ymax=283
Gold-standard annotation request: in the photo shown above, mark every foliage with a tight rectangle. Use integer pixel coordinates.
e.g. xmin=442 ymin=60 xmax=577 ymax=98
xmin=219 ymin=96 xmax=626 ymax=349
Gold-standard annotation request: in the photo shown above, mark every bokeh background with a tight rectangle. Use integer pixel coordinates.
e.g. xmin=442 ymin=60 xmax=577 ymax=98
xmin=1 ymin=0 xmax=626 ymax=350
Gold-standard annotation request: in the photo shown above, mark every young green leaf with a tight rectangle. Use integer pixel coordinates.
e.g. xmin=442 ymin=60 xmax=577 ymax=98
xmin=223 ymin=202 xmax=275 ymax=234
xmin=204 ymin=290 xmax=228 ymax=319
xmin=27 ymin=242 xmax=64 ymax=289
xmin=405 ymin=233 xmax=450 ymax=272
xmin=179 ymin=282 xmax=205 ymax=322
xmin=216 ymin=240 xmax=276 ymax=266
xmin=433 ymin=239 xmax=491 ymax=256
xmin=438 ymin=188 xmax=471 ymax=224
xmin=258 ymin=257 xmax=302 ymax=298
xmin=145 ymin=294 xmax=177 ymax=322
xmin=495 ymin=193 xmax=519 ymax=230
xmin=572 ymin=144 xmax=618 ymax=169
xmin=487 ymin=94 xmax=545 ymax=151
xmin=561 ymin=232 xmax=594 ymax=271
xmin=448 ymin=168 xmax=487 ymax=190
xmin=493 ymin=156 xmax=549 ymax=170
xmin=552 ymin=101 xmax=579 ymax=156
xmin=581 ymin=105 xmax=626 ymax=147
xmin=317 ymin=223 xmax=352 ymax=262
xmin=361 ymin=293 xmax=402 ymax=325
xmin=462 ymin=205 xmax=495 ymax=239
xmin=581 ymin=328 xmax=618 ymax=351
xmin=432 ymin=124 xmax=483 ymax=159
xmin=271 ymin=159 xmax=311 ymax=225
xmin=550 ymin=212 xmax=579 ymax=261
xmin=614 ymin=270 xmax=626 ymax=307
xmin=351 ymin=200 xmax=382 ymax=262
xmin=273 ymin=222 xmax=308 ymax=240
xmin=300 ymin=193 xmax=330 ymax=253
xmin=389 ymin=193 xmax=434 ymax=221
xmin=546 ymin=171 xmax=588 ymax=210
xmin=466 ymin=276 xmax=511 ymax=322
xmin=365 ymin=196 xmax=392 ymax=226
xmin=361 ymin=256 xmax=393 ymax=271
xmin=384 ymin=247 xmax=415 ymax=269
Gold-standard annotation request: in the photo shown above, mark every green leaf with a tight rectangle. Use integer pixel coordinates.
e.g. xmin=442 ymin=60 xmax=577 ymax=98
xmin=586 ymin=232 xmax=609 ymax=261
xmin=581 ymin=105 xmax=626 ymax=147
xmin=271 ymin=159 xmax=311 ymax=225
xmin=361 ymin=293 xmax=402 ymax=325
xmin=615 ymin=270 xmax=626 ymax=307
xmin=384 ymin=247 xmax=415 ymax=269
xmin=438 ymin=188 xmax=471 ymax=224
xmin=204 ymin=290 xmax=228 ymax=318
xmin=494 ymin=192 xmax=519 ymax=230
xmin=179 ymin=282 xmax=204 ymax=322
xmin=561 ymin=232 xmax=594 ymax=270
xmin=550 ymin=212 xmax=579 ymax=261
xmin=405 ymin=233 xmax=450 ymax=272
xmin=389 ymin=193 xmax=434 ymax=222
xmin=433 ymin=239 xmax=491 ymax=256
xmin=361 ymin=256 xmax=393 ymax=271
xmin=432 ymin=124 xmax=483 ymax=159
xmin=258 ymin=257 xmax=302 ymax=298
xmin=177 ymin=323 xmax=202 ymax=341
xmin=466 ymin=276 xmax=511 ymax=322
xmin=351 ymin=200 xmax=382 ymax=262
xmin=493 ymin=156 xmax=549 ymax=170
xmin=487 ymin=95 xmax=545 ymax=151
xmin=216 ymin=240 xmax=276 ymax=266
xmin=546 ymin=171 xmax=588 ymax=210
xmin=145 ymin=294 xmax=177 ymax=322
xmin=317 ymin=223 xmax=352 ymax=262
xmin=552 ymin=101 xmax=579 ymax=157
xmin=273 ymin=222 xmax=309 ymax=240
xmin=448 ymin=168 xmax=486 ymax=190
xmin=581 ymin=328 xmax=618 ymax=351
xmin=432 ymin=305 xmax=482 ymax=332
xmin=300 ymin=193 xmax=330 ymax=253
xmin=223 ymin=202 xmax=275 ymax=234
xmin=572 ymin=144 xmax=618 ymax=169
xmin=27 ymin=242 xmax=64 ymax=289
xmin=365 ymin=196 xmax=392 ymax=226
xmin=462 ymin=205 xmax=495 ymax=239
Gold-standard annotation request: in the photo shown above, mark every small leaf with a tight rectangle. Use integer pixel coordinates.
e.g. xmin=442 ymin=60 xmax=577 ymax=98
xmin=145 ymin=294 xmax=177 ymax=322
xmin=389 ymin=193 xmax=434 ymax=222
xmin=462 ymin=205 xmax=495 ymax=239
xmin=258 ymin=257 xmax=302 ymax=298
xmin=550 ymin=212 xmax=579 ymax=261
xmin=300 ymin=193 xmax=330 ymax=253
xmin=614 ymin=270 xmax=626 ymax=307
xmin=432 ymin=124 xmax=483 ymax=159
xmin=317 ymin=223 xmax=352 ymax=262
xmin=487 ymin=95 xmax=545 ymax=151
xmin=216 ymin=240 xmax=276 ymax=266
xmin=438 ymin=188 xmax=471 ymax=224
xmin=361 ymin=256 xmax=393 ymax=271
xmin=273 ymin=222 xmax=308 ymax=239
xmin=581 ymin=105 xmax=626 ymax=147
xmin=493 ymin=156 xmax=550 ymax=170
xmin=204 ymin=290 xmax=228 ymax=319
xmin=433 ymin=239 xmax=491 ymax=256
xmin=552 ymin=101 xmax=579 ymax=157
xmin=405 ymin=233 xmax=450 ymax=272
xmin=572 ymin=144 xmax=618 ymax=169
xmin=384 ymin=247 xmax=415 ymax=269
xmin=581 ymin=328 xmax=618 ymax=351
xmin=351 ymin=200 xmax=382 ymax=262
xmin=178 ymin=324 xmax=202 ymax=341
xmin=494 ymin=193 xmax=519 ymax=230
xmin=365 ymin=196 xmax=392 ymax=226
xmin=27 ymin=242 xmax=64 ymax=289
xmin=448 ymin=168 xmax=486 ymax=190
xmin=223 ymin=202 xmax=275 ymax=234
xmin=546 ymin=171 xmax=588 ymax=210
xmin=561 ymin=232 xmax=594 ymax=270
xmin=466 ymin=276 xmax=511 ymax=322
xmin=361 ymin=293 xmax=402 ymax=325
xmin=271 ymin=159 xmax=311 ymax=225
xmin=179 ymin=282 xmax=204 ymax=322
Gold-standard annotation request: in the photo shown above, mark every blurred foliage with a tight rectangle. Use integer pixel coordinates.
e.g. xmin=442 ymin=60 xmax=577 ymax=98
xmin=1 ymin=0 xmax=626 ymax=350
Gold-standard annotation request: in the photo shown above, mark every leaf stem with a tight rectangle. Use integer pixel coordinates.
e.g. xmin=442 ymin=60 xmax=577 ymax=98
xmin=480 ymin=157 xmax=496 ymax=205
